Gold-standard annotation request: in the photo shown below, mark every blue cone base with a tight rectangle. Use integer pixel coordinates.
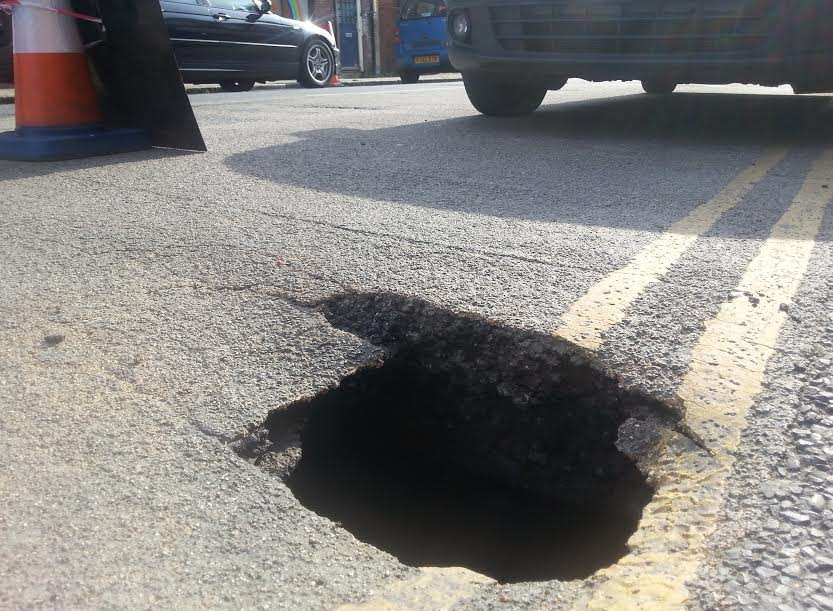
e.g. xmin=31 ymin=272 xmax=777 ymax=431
xmin=0 ymin=125 xmax=151 ymax=161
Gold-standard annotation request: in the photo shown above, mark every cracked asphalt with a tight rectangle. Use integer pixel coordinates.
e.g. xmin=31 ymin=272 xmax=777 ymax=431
xmin=2 ymin=80 xmax=833 ymax=610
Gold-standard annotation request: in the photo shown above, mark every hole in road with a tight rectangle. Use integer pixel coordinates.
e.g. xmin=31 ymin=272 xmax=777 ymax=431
xmin=249 ymin=294 xmax=677 ymax=584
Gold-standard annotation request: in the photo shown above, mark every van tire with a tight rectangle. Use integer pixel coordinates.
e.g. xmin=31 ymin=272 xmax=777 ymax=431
xmin=463 ymin=72 xmax=547 ymax=116
xmin=400 ymin=71 xmax=420 ymax=84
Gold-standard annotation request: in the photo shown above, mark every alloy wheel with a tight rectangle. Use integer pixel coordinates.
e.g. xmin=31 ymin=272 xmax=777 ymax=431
xmin=306 ymin=43 xmax=333 ymax=86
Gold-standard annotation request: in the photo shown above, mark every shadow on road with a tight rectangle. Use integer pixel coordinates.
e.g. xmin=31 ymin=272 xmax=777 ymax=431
xmin=225 ymin=92 xmax=833 ymax=235
xmin=0 ymin=147 xmax=196 ymax=183
xmin=485 ymin=91 xmax=833 ymax=145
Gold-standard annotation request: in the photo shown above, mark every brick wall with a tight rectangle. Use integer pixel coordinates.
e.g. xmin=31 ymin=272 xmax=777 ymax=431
xmin=309 ymin=0 xmax=336 ymax=24
xmin=376 ymin=0 xmax=400 ymax=74
xmin=273 ymin=0 xmax=331 ymax=22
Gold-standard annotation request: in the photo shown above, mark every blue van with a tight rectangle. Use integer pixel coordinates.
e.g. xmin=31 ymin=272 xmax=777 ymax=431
xmin=395 ymin=0 xmax=454 ymax=84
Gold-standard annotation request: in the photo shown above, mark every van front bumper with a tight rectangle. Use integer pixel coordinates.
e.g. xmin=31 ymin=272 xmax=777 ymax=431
xmin=446 ymin=0 xmax=833 ymax=90
xmin=449 ymin=43 xmax=833 ymax=89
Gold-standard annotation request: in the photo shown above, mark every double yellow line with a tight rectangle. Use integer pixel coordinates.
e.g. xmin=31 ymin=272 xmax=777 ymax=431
xmin=575 ymin=147 xmax=833 ymax=610
xmin=336 ymin=147 xmax=833 ymax=611
xmin=555 ymin=148 xmax=788 ymax=350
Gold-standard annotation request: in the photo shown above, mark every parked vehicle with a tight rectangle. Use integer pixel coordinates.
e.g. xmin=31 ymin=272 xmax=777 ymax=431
xmin=446 ymin=0 xmax=833 ymax=115
xmin=396 ymin=0 xmax=455 ymax=84
xmin=160 ymin=0 xmax=339 ymax=90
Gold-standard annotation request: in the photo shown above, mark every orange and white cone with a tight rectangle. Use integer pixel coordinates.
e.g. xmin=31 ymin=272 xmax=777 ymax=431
xmin=0 ymin=0 xmax=149 ymax=160
xmin=324 ymin=20 xmax=342 ymax=87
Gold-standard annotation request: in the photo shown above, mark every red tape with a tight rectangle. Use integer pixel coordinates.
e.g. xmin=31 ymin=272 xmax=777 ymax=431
xmin=0 ymin=0 xmax=102 ymax=22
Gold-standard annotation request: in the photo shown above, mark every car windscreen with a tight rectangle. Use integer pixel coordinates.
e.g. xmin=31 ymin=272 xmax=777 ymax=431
xmin=400 ymin=0 xmax=447 ymax=20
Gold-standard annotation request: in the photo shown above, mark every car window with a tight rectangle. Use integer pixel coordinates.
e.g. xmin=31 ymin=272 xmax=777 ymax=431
xmin=208 ymin=0 xmax=260 ymax=12
xmin=401 ymin=0 xmax=446 ymax=20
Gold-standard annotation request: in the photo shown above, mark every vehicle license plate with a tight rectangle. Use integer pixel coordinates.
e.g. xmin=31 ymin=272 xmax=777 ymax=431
xmin=414 ymin=55 xmax=440 ymax=65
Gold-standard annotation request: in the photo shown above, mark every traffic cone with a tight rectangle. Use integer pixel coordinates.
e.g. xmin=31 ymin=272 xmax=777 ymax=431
xmin=0 ymin=0 xmax=150 ymax=161
xmin=324 ymin=20 xmax=342 ymax=87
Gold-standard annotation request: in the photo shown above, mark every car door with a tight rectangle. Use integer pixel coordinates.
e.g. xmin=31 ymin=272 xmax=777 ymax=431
xmin=249 ymin=9 xmax=306 ymax=77
xmin=205 ymin=0 xmax=302 ymax=78
xmin=160 ymin=0 xmax=218 ymax=73
xmin=336 ymin=0 xmax=359 ymax=69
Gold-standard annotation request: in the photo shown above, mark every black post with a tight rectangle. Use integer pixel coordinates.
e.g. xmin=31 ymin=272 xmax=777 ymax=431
xmin=74 ymin=0 xmax=206 ymax=151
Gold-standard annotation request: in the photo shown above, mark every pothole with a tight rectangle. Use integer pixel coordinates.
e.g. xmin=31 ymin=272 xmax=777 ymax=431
xmin=236 ymin=293 xmax=682 ymax=584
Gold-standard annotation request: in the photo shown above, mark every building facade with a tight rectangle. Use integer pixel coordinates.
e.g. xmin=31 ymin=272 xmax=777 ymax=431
xmin=276 ymin=0 xmax=402 ymax=74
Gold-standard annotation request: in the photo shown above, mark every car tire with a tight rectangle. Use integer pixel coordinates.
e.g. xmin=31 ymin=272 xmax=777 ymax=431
xmin=218 ymin=79 xmax=256 ymax=92
xmin=462 ymin=72 xmax=547 ymax=117
xmin=641 ymin=79 xmax=677 ymax=95
xmin=400 ymin=71 xmax=420 ymax=84
xmin=299 ymin=38 xmax=335 ymax=88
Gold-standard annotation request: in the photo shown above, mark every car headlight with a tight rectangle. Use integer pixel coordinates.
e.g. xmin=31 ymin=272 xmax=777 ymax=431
xmin=450 ymin=11 xmax=471 ymax=43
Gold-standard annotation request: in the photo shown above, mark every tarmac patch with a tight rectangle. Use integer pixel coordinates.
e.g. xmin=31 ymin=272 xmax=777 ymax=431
xmin=42 ymin=334 xmax=65 ymax=348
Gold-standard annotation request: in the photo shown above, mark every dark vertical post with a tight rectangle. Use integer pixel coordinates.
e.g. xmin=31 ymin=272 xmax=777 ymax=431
xmin=76 ymin=0 xmax=206 ymax=151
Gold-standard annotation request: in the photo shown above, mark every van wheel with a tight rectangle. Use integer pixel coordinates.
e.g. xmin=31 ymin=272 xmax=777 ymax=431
xmin=300 ymin=38 xmax=335 ymax=88
xmin=219 ymin=79 xmax=256 ymax=92
xmin=462 ymin=72 xmax=547 ymax=116
xmin=400 ymin=71 xmax=420 ymax=84
xmin=641 ymin=79 xmax=677 ymax=94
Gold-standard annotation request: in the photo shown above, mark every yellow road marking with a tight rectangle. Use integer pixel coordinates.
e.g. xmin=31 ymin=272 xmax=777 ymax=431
xmin=555 ymin=148 xmax=787 ymax=350
xmin=330 ymin=149 xmax=827 ymax=611
xmin=335 ymin=567 xmax=494 ymax=611
xmin=583 ymin=148 xmax=833 ymax=609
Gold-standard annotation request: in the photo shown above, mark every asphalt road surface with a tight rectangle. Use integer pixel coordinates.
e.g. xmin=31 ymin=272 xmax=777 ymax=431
xmin=2 ymin=80 xmax=833 ymax=610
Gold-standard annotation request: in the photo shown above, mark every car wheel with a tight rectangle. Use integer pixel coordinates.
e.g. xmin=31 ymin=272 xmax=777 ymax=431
xmin=300 ymin=38 xmax=335 ymax=88
xmin=641 ymin=79 xmax=677 ymax=94
xmin=218 ymin=79 xmax=256 ymax=92
xmin=462 ymin=72 xmax=547 ymax=117
xmin=400 ymin=71 xmax=420 ymax=84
